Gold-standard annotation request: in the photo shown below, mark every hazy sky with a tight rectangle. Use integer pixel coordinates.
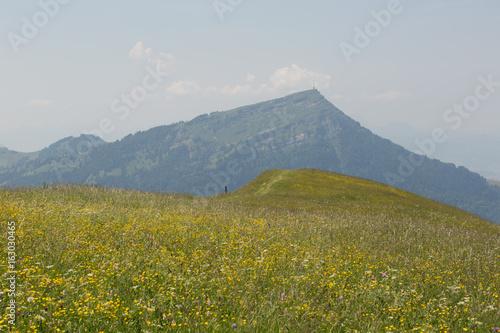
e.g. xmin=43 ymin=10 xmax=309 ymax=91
xmin=1 ymin=0 xmax=499 ymax=152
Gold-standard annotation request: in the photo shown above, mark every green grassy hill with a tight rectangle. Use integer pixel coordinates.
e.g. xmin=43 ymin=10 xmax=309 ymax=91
xmin=227 ymin=169 xmax=499 ymax=233
xmin=1 ymin=169 xmax=499 ymax=332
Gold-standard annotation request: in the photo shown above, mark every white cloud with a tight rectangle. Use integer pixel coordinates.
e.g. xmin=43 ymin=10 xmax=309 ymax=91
xmin=27 ymin=99 xmax=52 ymax=107
xmin=166 ymin=81 xmax=204 ymax=96
xmin=245 ymin=73 xmax=256 ymax=83
xmin=166 ymin=65 xmax=331 ymax=99
xmin=220 ymin=84 xmax=252 ymax=95
xmin=129 ymin=41 xmax=146 ymax=59
xmin=129 ymin=41 xmax=175 ymax=72
xmin=270 ymin=64 xmax=331 ymax=90
xmin=362 ymin=90 xmax=411 ymax=101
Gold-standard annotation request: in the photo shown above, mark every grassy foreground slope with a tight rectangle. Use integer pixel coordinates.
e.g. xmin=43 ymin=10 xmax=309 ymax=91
xmin=1 ymin=169 xmax=499 ymax=332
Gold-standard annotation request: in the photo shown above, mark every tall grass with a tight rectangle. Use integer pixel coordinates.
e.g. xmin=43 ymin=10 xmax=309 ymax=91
xmin=1 ymin=171 xmax=499 ymax=332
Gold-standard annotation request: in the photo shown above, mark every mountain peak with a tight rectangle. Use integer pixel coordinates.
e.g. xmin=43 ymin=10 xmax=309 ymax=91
xmin=272 ymin=88 xmax=325 ymax=103
xmin=2 ymin=92 xmax=499 ymax=224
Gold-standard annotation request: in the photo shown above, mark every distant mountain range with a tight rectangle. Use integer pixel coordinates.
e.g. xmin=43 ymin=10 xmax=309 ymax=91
xmin=0 ymin=147 xmax=36 ymax=170
xmin=1 ymin=89 xmax=499 ymax=223
xmin=371 ymin=123 xmax=500 ymax=181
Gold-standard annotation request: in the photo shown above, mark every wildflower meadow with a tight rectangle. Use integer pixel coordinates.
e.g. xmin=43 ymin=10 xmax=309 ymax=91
xmin=1 ymin=169 xmax=499 ymax=332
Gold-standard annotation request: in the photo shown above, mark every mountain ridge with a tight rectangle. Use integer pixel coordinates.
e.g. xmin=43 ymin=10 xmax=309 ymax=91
xmin=1 ymin=89 xmax=499 ymax=223
xmin=371 ymin=122 xmax=500 ymax=180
